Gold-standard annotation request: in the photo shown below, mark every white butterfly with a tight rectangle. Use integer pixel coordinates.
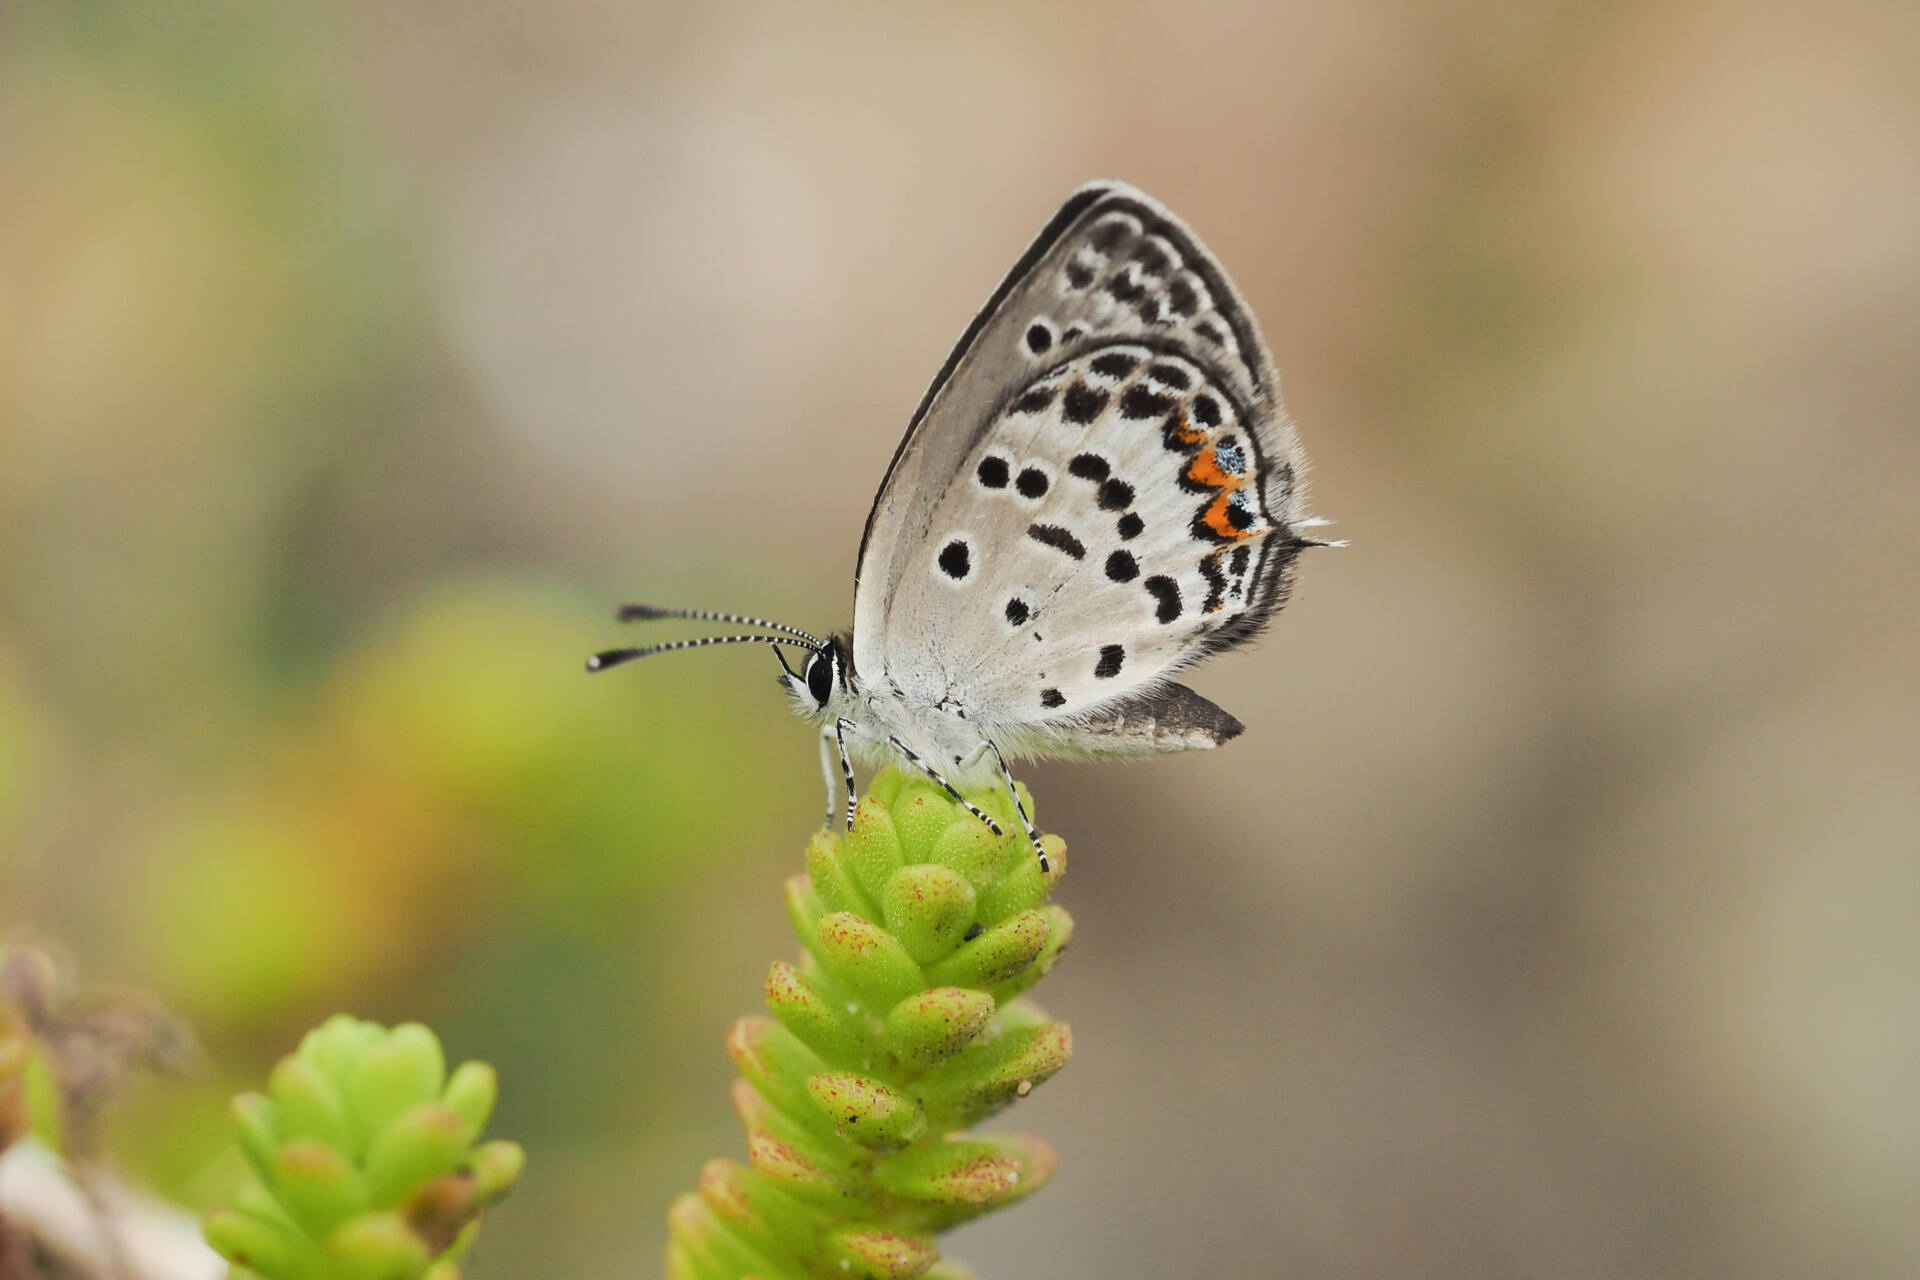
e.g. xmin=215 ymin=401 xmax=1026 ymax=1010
xmin=591 ymin=181 xmax=1335 ymax=869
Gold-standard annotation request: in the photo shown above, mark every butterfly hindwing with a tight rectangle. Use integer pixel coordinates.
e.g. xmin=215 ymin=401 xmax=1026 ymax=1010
xmin=886 ymin=342 xmax=1299 ymax=718
xmin=853 ymin=182 xmax=1307 ymax=746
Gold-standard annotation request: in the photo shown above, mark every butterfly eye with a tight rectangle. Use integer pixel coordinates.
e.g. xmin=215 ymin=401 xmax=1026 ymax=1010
xmin=805 ymin=649 xmax=835 ymax=704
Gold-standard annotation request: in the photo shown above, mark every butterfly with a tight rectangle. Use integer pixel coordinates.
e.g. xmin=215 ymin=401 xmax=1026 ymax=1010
xmin=590 ymin=181 xmax=1336 ymax=870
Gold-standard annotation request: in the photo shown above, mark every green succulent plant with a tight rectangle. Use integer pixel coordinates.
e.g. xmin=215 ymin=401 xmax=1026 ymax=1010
xmin=204 ymin=1016 xmax=523 ymax=1280
xmin=669 ymin=766 xmax=1074 ymax=1280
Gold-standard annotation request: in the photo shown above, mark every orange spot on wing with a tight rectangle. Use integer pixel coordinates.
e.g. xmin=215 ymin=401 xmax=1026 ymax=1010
xmin=1168 ymin=409 xmax=1205 ymax=447
xmin=1200 ymin=491 xmax=1259 ymax=539
xmin=1185 ymin=444 xmax=1236 ymax=490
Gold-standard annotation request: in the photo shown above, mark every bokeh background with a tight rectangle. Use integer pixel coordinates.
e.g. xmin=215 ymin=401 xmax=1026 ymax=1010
xmin=3 ymin=1 xmax=1917 ymax=1275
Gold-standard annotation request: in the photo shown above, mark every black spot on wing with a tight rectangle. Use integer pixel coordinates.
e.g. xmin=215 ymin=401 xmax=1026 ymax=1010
xmin=1004 ymin=597 xmax=1030 ymax=625
xmin=1167 ymin=277 xmax=1199 ymax=317
xmin=1120 ymin=384 xmax=1175 ymax=419
xmin=1013 ymin=386 xmax=1055 ymax=415
xmin=1094 ymin=645 xmax=1125 ymax=678
xmin=1130 ymin=241 xmax=1170 ymax=276
xmin=1040 ymin=688 xmax=1066 ymax=709
xmin=1027 ymin=524 xmax=1086 ymax=560
xmin=1117 ymin=512 xmax=1145 ymax=540
xmin=1025 ymin=323 xmax=1053 ymax=354
xmin=1016 ymin=467 xmax=1050 ymax=499
xmin=1149 ymin=363 xmax=1190 ymax=389
xmin=1068 ymin=453 xmax=1110 ymax=481
xmin=1144 ymin=575 xmax=1182 ymax=623
xmin=1105 ymin=549 xmax=1138 ymax=582
xmin=1090 ymin=351 xmax=1139 ymax=379
xmin=938 ymin=541 xmax=971 ymax=580
xmin=1200 ymin=551 xmax=1227 ymax=612
xmin=1098 ymin=478 xmax=1135 ymax=511
xmin=1088 ymin=218 xmax=1133 ymax=253
xmin=976 ymin=456 xmax=1009 ymax=489
xmin=1192 ymin=394 xmax=1221 ymax=426
xmin=1064 ymin=259 xmax=1095 ymax=289
xmin=1061 ymin=382 xmax=1109 ymax=424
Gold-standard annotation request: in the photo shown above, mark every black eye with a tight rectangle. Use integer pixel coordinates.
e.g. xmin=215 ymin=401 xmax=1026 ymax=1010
xmin=805 ymin=650 xmax=834 ymax=704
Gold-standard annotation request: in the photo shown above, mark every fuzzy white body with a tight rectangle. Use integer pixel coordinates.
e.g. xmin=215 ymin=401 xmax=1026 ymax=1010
xmin=783 ymin=633 xmax=1249 ymax=796
xmin=791 ymin=669 xmax=1035 ymax=783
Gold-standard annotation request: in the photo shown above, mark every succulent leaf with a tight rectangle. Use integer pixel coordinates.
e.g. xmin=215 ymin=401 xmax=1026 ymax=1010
xmin=204 ymin=1018 xmax=522 ymax=1280
xmin=668 ymin=766 xmax=1072 ymax=1279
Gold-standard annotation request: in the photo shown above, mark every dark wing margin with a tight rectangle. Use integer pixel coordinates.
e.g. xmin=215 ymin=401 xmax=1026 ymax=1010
xmin=1194 ymin=523 xmax=1307 ymax=662
xmin=855 ymin=182 xmax=1114 ymax=585
xmin=1030 ymin=681 xmax=1245 ymax=756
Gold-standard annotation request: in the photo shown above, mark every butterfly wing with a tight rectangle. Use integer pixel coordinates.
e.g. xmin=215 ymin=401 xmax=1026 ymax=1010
xmin=852 ymin=182 xmax=1311 ymax=746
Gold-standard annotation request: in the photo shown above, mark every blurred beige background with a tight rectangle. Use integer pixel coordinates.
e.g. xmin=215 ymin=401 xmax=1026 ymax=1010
xmin=2 ymin=1 xmax=1917 ymax=1276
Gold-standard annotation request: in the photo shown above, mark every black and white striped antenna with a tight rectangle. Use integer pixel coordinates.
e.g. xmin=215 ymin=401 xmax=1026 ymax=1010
xmin=615 ymin=604 xmax=821 ymax=647
xmin=585 ymin=633 xmax=815 ymax=673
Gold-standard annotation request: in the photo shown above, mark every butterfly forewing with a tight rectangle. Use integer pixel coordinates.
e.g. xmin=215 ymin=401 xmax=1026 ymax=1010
xmin=854 ymin=182 xmax=1307 ymax=746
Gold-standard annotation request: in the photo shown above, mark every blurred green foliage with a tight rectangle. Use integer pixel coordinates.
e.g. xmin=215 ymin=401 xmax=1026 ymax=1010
xmin=206 ymin=1015 xmax=522 ymax=1280
xmin=3 ymin=11 xmax=817 ymax=1260
xmin=91 ymin=581 xmax=811 ymax=1220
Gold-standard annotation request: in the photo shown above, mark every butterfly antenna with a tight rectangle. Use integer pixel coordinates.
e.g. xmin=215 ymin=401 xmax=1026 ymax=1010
xmin=615 ymin=604 xmax=821 ymax=647
xmin=586 ymin=633 xmax=815 ymax=673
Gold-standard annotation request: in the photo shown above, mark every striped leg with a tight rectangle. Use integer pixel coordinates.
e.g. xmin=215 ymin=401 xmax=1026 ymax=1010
xmin=987 ymin=739 xmax=1049 ymax=873
xmin=886 ymin=736 xmax=1003 ymax=837
xmin=834 ymin=719 xmax=860 ymax=832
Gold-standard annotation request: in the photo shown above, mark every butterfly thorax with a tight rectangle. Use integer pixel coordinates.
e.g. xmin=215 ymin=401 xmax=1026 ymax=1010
xmin=786 ymin=641 xmax=1006 ymax=780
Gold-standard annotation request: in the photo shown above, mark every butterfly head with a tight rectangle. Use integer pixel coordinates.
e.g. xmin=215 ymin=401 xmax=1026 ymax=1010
xmin=781 ymin=632 xmax=855 ymax=723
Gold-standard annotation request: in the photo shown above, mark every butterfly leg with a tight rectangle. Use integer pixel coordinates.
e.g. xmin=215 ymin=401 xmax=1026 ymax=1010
xmin=817 ymin=731 xmax=838 ymax=832
xmin=833 ymin=718 xmax=860 ymax=833
xmin=986 ymin=739 xmax=1050 ymax=873
xmin=885 ymin=736 xmax=1003 ymax=837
